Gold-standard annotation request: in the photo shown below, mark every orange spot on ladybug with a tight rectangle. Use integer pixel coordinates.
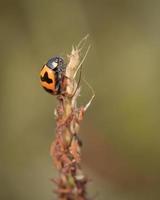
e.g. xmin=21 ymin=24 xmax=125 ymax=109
xmin=40 ymin=65 xmax=56 ymax=94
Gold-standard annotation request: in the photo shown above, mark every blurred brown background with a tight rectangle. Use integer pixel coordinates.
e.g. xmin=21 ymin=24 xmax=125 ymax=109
xmin=1 ymin=0 xmax=160 ymax=199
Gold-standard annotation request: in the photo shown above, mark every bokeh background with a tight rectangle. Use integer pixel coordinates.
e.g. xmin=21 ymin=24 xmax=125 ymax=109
xmin=1 ymin=0 xmax=160 ymax=199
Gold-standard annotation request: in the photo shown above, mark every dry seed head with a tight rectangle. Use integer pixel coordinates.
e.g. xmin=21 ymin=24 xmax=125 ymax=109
xmin=51 ymin=35 xmax=93 ymax=200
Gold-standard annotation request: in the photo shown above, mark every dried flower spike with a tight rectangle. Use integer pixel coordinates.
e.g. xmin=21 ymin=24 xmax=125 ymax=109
xmin=40 ymin=35 xmax=94 ymax=200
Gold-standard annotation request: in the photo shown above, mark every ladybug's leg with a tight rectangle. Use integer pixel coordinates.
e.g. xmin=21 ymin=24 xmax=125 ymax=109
xmin=56 ymin=81 xmax=61 ymax=94
xmin=54 ymin=71 xmax=62 ymax=94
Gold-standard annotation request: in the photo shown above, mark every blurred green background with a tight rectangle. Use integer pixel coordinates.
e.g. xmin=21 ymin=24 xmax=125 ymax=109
xmin=1 ymin=0 xmax=160 ymax=199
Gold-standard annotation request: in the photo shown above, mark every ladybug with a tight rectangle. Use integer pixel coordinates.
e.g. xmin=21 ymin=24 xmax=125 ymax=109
xmin=40 ymin=56 xmax=66 ymax=95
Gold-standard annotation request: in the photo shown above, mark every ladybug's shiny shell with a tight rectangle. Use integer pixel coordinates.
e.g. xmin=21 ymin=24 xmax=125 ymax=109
xmin=40 ymin=56 xmax=66 ymax=95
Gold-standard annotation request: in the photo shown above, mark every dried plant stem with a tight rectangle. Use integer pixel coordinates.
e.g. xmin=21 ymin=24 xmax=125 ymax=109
xmin=50 ymin=37 xmax=92 ymax=200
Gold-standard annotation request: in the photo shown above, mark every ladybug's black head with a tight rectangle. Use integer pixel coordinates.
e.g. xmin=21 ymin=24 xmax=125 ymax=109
xmin=46 ymin=56 xmax=64 ymax=70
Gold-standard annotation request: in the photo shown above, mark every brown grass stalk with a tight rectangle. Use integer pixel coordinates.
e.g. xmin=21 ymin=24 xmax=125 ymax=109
xmin=50 ymin=36 xmax=93 ymax=200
